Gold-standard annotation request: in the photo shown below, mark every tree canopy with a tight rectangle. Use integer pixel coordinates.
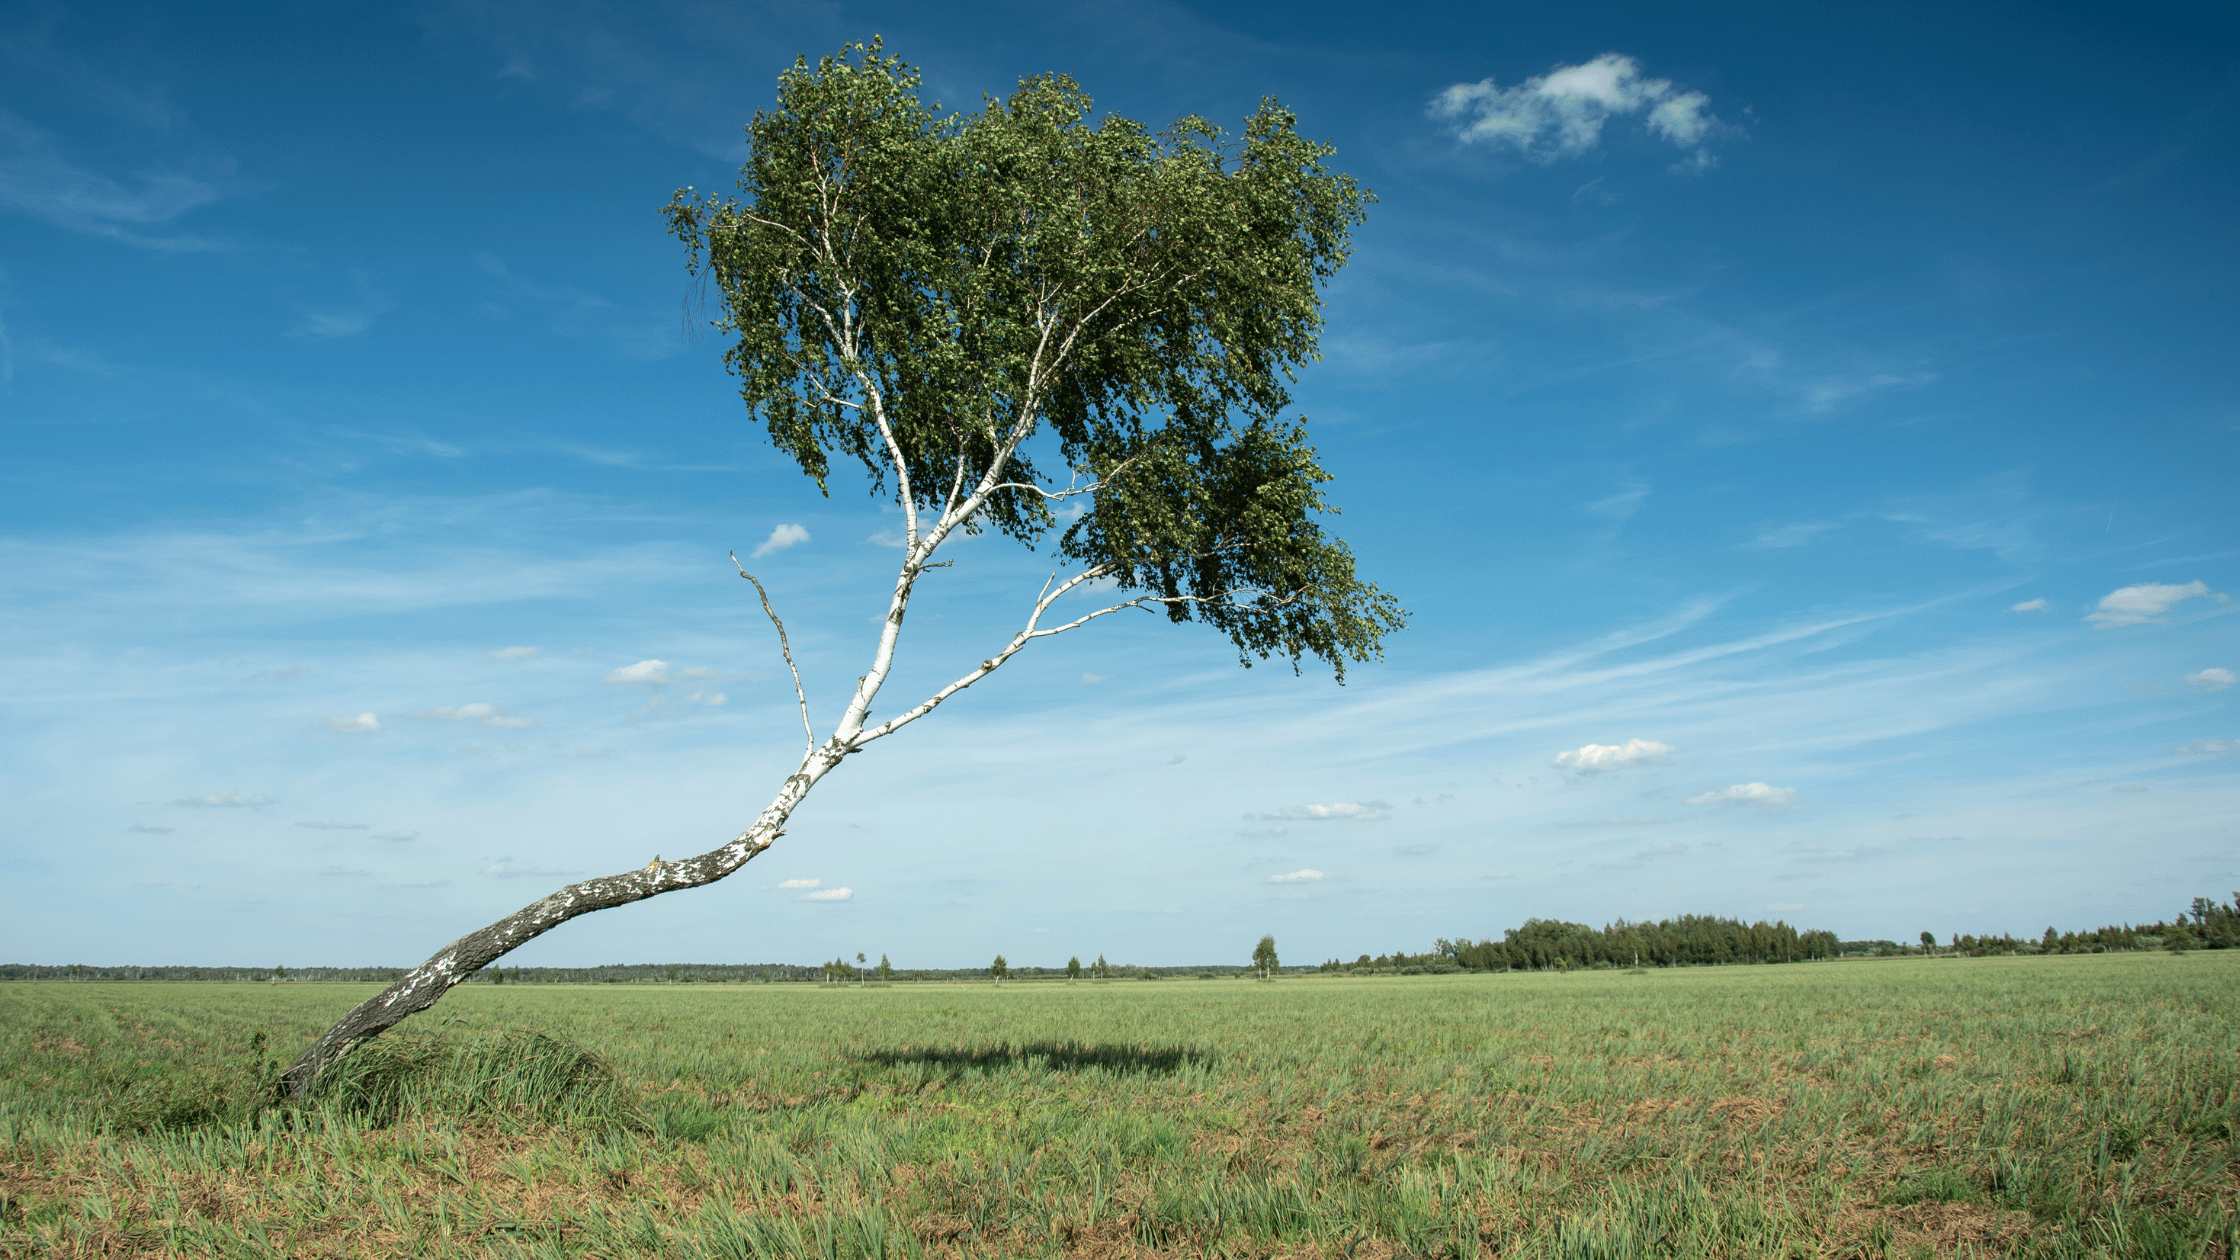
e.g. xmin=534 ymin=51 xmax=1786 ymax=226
xmin=664 ymin=40 xmax=1401 ymax=677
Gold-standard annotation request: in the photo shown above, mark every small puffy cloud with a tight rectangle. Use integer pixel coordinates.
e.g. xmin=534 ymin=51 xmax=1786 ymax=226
xmin=2087 ymin=580 xmax=2212 ymax=628
xmin=1268 ymin=800 xmax=1390 ymax=822
xmin=2009 ymin=598 xmax=2049 ymax=613
xmin=126 ymin=823 xmax=174 ymax=834
xmin=697 ymin=692 xmax=728 ymax=707
xmin=1552 ymin=738 xmax=1673 ymax=772
xmin=174 ymin=792 xmax=273 ymax=809
xmin=1268 ymin=869 xmax=1329 ymax=883
xmin=1686 ymin=782 xmax=1798 ymax=807
xmin=1430 ymin=54 xmax=1723 ymax=167
xmin=409 ymin=702 xmax=534 ymax=729
xmin=604 ymin=660 xmax=668 ymax=684
xmin=488 ymin=646 xmax=539 ymax=660
xmin=2185 ymin=668 xmax=2235 ymax=692
xmin=776 ymin=878 xmax=821 ymax=889
xmin=328 ymin=713 xmax=382 ymax=733
xmin=375 ymin=830 xmax=418 ymax=841
xmin=295 ymin=820 xmax=369 ymax=831
xmin=805 ymin=887 xmax=853 ymax=901
xmin=751 ymin=523 xmax=811 ymax=558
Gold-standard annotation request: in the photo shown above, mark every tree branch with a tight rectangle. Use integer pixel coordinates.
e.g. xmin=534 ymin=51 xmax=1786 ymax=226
xmin=730 ymin=552 xmax=814 ymax=754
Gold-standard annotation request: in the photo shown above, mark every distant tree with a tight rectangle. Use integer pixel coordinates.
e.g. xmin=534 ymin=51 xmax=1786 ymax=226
xmin=1066 ymin=955 xmax=1082 ymax=980
xmin=1093 ymin=954 xmax=1110 ymax=980
xmin=1920 ymin=931 xmax=1937 ymax=954
xmin=991 ymin=954 xmax=1010 ymax=984
xmin=278 ymin=38 xmax=1396 ymax=1099
xmin=878 ymin=953 xmax=893 ymax=980
xmin=1252 ymin=934 xmax=1279 ymax=979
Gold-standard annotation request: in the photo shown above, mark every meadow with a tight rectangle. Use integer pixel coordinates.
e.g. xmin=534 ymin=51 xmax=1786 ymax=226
xmin=2 ymin=952 xmax=2235 ymax=1259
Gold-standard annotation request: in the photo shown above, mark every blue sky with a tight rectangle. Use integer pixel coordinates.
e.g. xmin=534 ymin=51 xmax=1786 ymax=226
xmin=3 ymin=2 xmax=2235 ymax=970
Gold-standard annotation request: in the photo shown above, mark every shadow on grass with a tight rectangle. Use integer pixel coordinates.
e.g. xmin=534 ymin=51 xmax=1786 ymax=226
xmin=859 ymin=1039 xmax=1212 ymax=1077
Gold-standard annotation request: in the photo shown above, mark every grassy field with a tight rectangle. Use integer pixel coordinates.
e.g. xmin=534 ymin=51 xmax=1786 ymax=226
xmin=2 ymin=952 xmax=2235 ymax=1258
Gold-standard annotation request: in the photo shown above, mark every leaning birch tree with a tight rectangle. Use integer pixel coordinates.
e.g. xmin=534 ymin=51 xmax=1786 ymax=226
xmin=279 ymin=42 xmax=1401 ymax=1097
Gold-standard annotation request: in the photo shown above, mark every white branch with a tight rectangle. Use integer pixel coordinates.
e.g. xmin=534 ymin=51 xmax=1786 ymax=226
xmin=730 ymin=553 xmax=815 ymax=754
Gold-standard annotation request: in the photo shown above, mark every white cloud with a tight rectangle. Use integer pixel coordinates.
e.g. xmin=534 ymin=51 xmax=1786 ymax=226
xmin=776 ymin=878 xmax=821 ymax=889
xmin=1552 ymin=738 xmax=1673 ymax=772
xmin=1268 ymin=869 xmax=1329 ymax=883
xmin=174 ymin=792 xmax=273 ymax=808
xmin=697 ymin=692 xmax=727 ymax=707
xmin=375 ymin=830 xmax=418 ymax=841
xmin=2086 ymin=580 xmax=2212 ymax=627
xmin=295 ymin=820 xmax=368 ymax=830
xmin=327 ymin=712 xmax=382 ymax=733
xmin=479 ymin=858 xmax=583 ymax=879
xmin=603 ymin=659 xmax=668 ymax=684
xmin=1686 ymin=782 xmax=1798 ymax=807
xmin=1592 ymin=842 xmax=1688 ymax=870
xmin=2009 ymin=598 xmax=2049 ymax=612
xmin=1429 ymin=54 xmax=1723 ymax=166
xmin=1553 ymin=816 xmax=1667 ymax=827
xmin=751 ymin=523 xmax=810 ymax=558
xmin=2176 ymin=738 xmax=2235 ymax=755
xmin=488 ymin=645 xmax=539 ymax=660
xmin=1267 ymin=800 xmax=1390 ymax=822
xmin=293 ymin=312 xmax=371 ymax=339
xmin=804 ymin=887 xmax=853 ymax=901
xmin=409 ymin=702 xmax=534 ymax=729
xmin=0 ymin=108 xmax=235 ymax=249
xmin=2185 ymin=668 xmax=2234 ymax=692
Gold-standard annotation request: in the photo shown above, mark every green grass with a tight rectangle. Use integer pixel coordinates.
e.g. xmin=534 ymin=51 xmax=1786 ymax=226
xmin=2 ymin=953 xmax=2236 ymax=1257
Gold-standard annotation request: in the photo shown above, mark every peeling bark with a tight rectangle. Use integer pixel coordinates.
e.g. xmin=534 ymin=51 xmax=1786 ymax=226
xmin=278 ymin=768 xmax=818 ymax=1098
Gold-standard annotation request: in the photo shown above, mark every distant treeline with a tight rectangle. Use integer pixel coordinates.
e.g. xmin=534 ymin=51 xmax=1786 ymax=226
xmin=1856 ymin=893 xmax=2240 ymax=958
xmin=0 ymin=961 xmax=1272 ymax=984
xmin=1321 ymin=914 xmax=1841 ymax=975
xmin=13 ymin=895 xmax=2235 ymax=982
xmin=1324 ymin=893 xmax=2240 ymax=975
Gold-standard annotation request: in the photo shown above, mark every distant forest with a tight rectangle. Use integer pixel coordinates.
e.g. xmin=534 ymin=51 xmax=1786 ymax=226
xmin=7 ymin=894 xmax=2235 ymax=983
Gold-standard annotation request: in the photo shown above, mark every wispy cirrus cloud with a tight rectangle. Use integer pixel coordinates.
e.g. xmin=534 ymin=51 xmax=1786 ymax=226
xmin=804 ymin=887 xmax=853 ymax=902
xmin=1686 ymin=782 xmax=1797 ymax=807
xmin=1261 ymin=801 xmax=1390 ymax=822
xmin=1267 ymin=869 xmax=1328 ymax=884
xmin=173 ymin=792 xmax=273 ymax=809
xmin=294 ymin=820 xmax=368 ymax=831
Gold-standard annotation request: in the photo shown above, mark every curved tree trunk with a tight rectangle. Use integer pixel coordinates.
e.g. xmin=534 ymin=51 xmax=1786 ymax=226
xmin=279 ymin=765 xmax=823 ymax=1099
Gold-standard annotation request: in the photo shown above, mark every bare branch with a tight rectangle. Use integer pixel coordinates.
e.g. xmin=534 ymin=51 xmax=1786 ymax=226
xmin=730 ymin=552 xmax=814 ymax=753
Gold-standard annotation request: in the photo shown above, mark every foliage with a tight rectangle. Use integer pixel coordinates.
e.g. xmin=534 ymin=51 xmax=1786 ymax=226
xmin=1327 ymin=914 xmax=1842 ymax=974
xmin=663 ymin=41 xmax=1402 ymax=677
xmin=6 ymin=955 xmax=2239 ymax=1256
xmin=1251 ymin=934 xmax=1279 ymax=979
